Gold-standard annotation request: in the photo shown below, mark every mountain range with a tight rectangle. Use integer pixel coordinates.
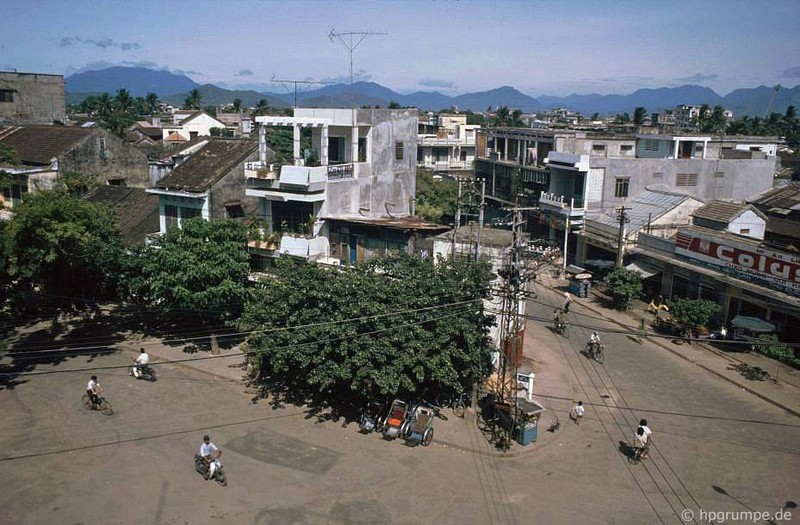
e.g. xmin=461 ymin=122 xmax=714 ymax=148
xmin=65 ymin=66 xmax=800 ymax=117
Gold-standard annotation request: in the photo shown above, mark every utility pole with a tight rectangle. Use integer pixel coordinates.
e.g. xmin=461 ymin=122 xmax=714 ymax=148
xmin=451 ymin=180 xmax=463 ymax=258
xmin=615 ymin=206 xmax=630 ymax=267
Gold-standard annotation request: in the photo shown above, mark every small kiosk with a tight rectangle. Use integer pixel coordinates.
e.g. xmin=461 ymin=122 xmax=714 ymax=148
xmin=566 ymin=265 xmax=593 ymax=298
xmin=514 ymin=398 xmax=545 ymax=445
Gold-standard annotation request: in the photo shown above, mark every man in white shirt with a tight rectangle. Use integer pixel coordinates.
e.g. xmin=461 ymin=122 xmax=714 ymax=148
xmin=133 ymin=348 xmax=150 ymax=378
xmin=199 ymin=435 xmax=221 ymax=480
xmin=86 ymin=375 xmax=101 ymax=407
xmin=570 ymin=400 xmax=585 ymax=425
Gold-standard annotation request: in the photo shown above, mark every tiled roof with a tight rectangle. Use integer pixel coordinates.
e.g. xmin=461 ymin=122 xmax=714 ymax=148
xmin=693 ymin=201 xmax=749 ymax=223
xmin=83 ymin=186 xmax=160 ymax=246
xmin=749 ymin=182 xmax=800 ymax=210
xmin=0 ymin=125 xmax=96 ymax=165
xmin=155 ymin=139 xmax=257 ymax=192
xmin=165 ymin=131 xmax=188 ymax=142
xmin=592 ymin=189 xmax=694 ymax=234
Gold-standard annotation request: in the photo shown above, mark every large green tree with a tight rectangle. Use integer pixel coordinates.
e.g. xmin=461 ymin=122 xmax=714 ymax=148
xmin=238 ymin=253 xmax=494 ymax=403
xmin=124 ymin=218 xmax=251 ymax=322
xmin=184 ymin=89 xmax=203 ymax=110
xmin=604 ymin=267 xmax=643 ymax=311
xmin=3 ymin=190 xmax=124 ymax=307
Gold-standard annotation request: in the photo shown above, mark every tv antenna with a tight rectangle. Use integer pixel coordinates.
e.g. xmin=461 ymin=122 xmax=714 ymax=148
xmin=271 ymin=76 xmax=334 ymax=108
xmin=329 ymin=29 xmax=387 ymax=108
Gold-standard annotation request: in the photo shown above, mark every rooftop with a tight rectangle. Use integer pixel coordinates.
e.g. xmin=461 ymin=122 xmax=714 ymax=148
xmin=749 ymin=182 xmax=800 ymax=211
xmin=83 ymin=186 xmax=159 ymax=246
xmin=155 ymin=138 xmax=257 ymax=192
xmin=591 ymin=189 xmax=696 ymax=234
xmin=0 ymin=125 xmax=96 ymax=165
xmin=329 ymin=215 xmax=449 ymax=232
xmin=693 ymin=201 xmax=751 ymax=224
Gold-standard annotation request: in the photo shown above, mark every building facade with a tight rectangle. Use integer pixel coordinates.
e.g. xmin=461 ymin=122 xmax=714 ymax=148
xmin=0 ymin=71 xmax=66 ymax=125
xmin=417 ymin=112 xmax=479 ymax=174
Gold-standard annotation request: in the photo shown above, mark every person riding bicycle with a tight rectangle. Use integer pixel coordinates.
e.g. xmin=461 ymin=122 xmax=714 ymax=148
xmin=588 ymin=331 xmax=602 ymax=355
xmin=199 ymin=435 xmax=221 ymax=480
xmin=553 ymin=309 xmax=564 ymax=331
xmin=633 ymin=426 xmax=648 ymax=460
xmin=86 ymin=375 xmax=101 ymax=408
xmin=133 ymin=348 xmax=150 ymax=378
xmin=639 ymin=419 xmax=652 ymax=458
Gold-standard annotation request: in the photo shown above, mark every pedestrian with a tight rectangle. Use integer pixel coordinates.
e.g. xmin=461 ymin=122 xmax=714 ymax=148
xmin=634 ymin=426 xmax=648 ymax=459
xmin=569 ymin=400 xmax=584 ymax=425
xmin=638 ymin=419 xmax=652 ymax=458
xmin=637 ymin=318 xmax=646 ymax=344
xmin=563 ymin=292 xmax=573 ymax=314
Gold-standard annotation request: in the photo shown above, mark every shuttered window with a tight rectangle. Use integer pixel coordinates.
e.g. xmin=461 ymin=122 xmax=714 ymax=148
xmin=676 ymin=173 xmax=698 ymax=187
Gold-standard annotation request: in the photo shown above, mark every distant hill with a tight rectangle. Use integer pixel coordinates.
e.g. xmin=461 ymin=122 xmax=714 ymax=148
xmin=65 ymin=66 xmax=799 ymax=117
xmin=162 ymin=84 xmax=287 ymax=109
xmin=66 ymin=67 xmax=199 ymax=97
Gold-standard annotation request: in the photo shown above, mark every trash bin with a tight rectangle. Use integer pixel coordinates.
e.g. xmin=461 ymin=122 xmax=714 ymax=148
xmin=514 ymin=399 xmax=545 ymax=446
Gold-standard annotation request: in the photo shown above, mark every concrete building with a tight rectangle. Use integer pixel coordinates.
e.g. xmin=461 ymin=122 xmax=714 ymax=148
xmin=417 ymin=112 xmax=478 ymax=175
xmin=475 ymin=127 xmax=780 ymax=267
xmin=147 ymin=139 xmax=260 ymax=234
xmin=0 ymin=71 xmax=66 ymax=125
xmin=0 ymin=125 xmax=149 ymax=209
xmin=748 ymin=182 xmax=800 ymax=252
xmin=630 ymin=201 xmax=800 ymax=342
xmin=246 ymin=108 xmax=427 ymax=266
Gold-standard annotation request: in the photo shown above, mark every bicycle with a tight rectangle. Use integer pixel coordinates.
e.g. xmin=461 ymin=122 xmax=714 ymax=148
xmin=585 ymin=342 xmax=605 ymax=363
xmin=554 ymin=320 xmax=570 ymax=339
xmin=82 ymin=392 xmax=114 ymax=416
xmin=433 ymin=391 xmax=468 ymax=418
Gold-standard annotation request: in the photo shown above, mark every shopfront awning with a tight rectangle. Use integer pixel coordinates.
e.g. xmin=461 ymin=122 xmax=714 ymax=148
xmin=730 ymin=316 xmax=776 ymax=333
xmin=625 ymin=261 xmax=661 ymax=279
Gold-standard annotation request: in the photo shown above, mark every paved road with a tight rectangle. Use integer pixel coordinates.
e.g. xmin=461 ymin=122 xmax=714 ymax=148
xmin=1 ymin=298 xmax=798 ymax=525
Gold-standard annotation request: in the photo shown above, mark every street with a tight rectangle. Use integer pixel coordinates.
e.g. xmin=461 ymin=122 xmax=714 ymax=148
xmin=0 ymin=288 xmax=798 ymax=524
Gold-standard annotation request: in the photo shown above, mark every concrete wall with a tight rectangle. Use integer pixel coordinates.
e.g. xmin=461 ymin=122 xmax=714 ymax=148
xmin=60 ymin=130 xmax=150 ymax=188
xmin=209 ymin=150 xmax=261 ymax=220
xmin=0 ymin=72 xmax=66 ymax=125
xmin=728 ymin=210 xmax=766 ymax=239
xmin=592 ymin=157 xmax=776 ymax=211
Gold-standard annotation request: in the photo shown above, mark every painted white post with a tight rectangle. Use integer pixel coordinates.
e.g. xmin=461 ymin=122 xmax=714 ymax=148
xmin=293 ymin=124 xmax=301 ymax=165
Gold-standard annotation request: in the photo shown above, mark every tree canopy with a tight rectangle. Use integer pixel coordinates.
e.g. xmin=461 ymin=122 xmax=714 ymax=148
xmin=238 ymin=253 xmax=495 ymax=404
xmin=2 ymin=190 xmax=124 ymax=309
xmin=414 ymin=168 xmax=458 ymax=223
xmin=123 ymin=218 xmax=251 ymax=322
xmin=604 ymin=267 xmax=643 ymax=311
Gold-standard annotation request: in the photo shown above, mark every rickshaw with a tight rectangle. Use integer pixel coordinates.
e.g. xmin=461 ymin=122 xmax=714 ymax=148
xmin=403 ymin=402 xmax=436 ymax=446
xmin=380 ymin=399 xmax=409 ymax=440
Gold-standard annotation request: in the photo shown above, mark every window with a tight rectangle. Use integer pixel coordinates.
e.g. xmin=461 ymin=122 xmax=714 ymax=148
xmin=395 ymin=141 xmax=404 ymax=160
xmin=592 ymin=144 xmax=606 ymax=153
xmin=0 ymin=89 xmax=13 ymax=103
xmin=643 ymin=139 xmax=659 ymax=152
xmin=165 ymin=205 xmax=179 ymax=231
xmin=653 ymin=172 xmax=663 ymax=180
xmin=714 ymin=172 xmax=725 ymax=178
xmin=676 ymin=173 xmax=698 ymax=187
xmin=226 ymin=204 xmax=244 ymax=218
xmin=2 ymin=184 xmax=26 ymax=207
xmin=620 ymin=145 xmax=633 ymax=152
xmin=614 ymin=177 xmax=630 ymax=198
xmin=739 ymin=228 xmax=750 ymax=235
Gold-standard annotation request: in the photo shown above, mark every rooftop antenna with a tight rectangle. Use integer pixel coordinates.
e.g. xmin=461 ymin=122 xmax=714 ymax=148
xmin=271 ymin=76 xmax=334 ymax=108
xmin=329 ymin=29 xmax=387 ymax=108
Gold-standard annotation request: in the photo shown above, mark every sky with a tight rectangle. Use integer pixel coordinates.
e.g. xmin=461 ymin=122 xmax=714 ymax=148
xmin=3 ymin=0 xmax=800 ymax=97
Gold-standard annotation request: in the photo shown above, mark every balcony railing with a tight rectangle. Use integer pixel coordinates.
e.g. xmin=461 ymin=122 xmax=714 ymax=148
xmin=418 ymin=135 xmax=476 ymax=146
xmin=244 ymin=161 xmax=278 ymax=180
xmin=539 ymin=191 xmax=585 ymax=216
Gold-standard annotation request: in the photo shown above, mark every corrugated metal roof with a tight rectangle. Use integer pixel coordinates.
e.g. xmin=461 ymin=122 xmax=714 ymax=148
xmin=693 ymin=201 xmax=748 ymax=223
xmin=155 ymin=138 xmax=257 ymax=192
xmin=750 ymin=182 xmax=800 ymax=210
xmin=0 ymin=125 xmax=96 ymax=165
xmin=592 ymin=189 xmax=691 ymax=234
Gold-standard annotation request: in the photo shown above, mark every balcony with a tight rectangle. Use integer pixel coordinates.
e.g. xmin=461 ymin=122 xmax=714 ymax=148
xmin=418 ymin=134 xmax=476 ymax=147
xmin=244 ymin=161 xmax=278 ymax=180
xmin=279 ymin=234 xmax=328 ymax=261
xmin=539 ymin=191 xmax=585 ymax=218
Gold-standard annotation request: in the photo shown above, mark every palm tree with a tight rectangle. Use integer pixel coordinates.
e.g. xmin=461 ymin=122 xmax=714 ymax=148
xmin=509 ymin=109 xmax=524 ymax=127
xmin=252 ymin=99 xmax=271 ymax=117
xmin=145 ymin=92 xmax=160 ymax=115
xmin=114 ymin=88 xmax=134 ymax=114
xmin=633 ymin=107 xmax=647 ymax=126
xmin=96 ymin=93 xmax=113 ymax=118
xmin=184 ymin=89 xmax=203 ymax=110
xmin=232 ymin=98 xmax=243 ymax=113
xmin=492 ymin=106 xmax=510 ymax=127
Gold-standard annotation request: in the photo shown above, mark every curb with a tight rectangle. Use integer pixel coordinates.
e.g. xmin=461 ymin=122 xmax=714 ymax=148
xmin=572 ymin=294 xmax=800 ymax=419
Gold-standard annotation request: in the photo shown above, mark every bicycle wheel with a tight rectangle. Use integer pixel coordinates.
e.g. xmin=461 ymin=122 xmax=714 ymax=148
xmin=81 ymin=394 xmax=93 ymax=410
xmin=435 ymin=392 xmax=452 ymax=410
xmin=562 ymin=325 xmax=570 ymax=339
xmin=98 ymin=397 xmax=114 ymax=416
xmin=595 ymin=345 xmax=605 ymax=364
xmin=453 ymin=398 xmax=466 ymax=418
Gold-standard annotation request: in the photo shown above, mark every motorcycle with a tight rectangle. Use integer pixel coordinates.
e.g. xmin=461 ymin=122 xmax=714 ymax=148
xmin=130 ymin=364 xmax=157 ymax=382
xmin=194 ymin=452 xmax=227 ymax=486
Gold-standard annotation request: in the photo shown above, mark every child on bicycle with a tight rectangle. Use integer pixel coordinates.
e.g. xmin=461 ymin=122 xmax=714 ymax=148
xmin=86 ymin=375 xmax=101 ymax=408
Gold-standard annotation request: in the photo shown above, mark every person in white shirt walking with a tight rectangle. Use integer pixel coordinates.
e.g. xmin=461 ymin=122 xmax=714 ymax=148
xmin=570 ymin=400 xmax=585 ymax=425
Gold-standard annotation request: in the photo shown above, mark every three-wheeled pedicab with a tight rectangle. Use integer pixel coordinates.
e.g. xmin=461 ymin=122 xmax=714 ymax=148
xmin=381 ymin=399 xmax=409 ymax=440
xmin=403 ymin=402 xmax=436 ymax=446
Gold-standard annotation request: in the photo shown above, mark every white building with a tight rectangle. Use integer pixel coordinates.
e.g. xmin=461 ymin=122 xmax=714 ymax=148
xmin=417 ymin=112 xmax=479 ymax=174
